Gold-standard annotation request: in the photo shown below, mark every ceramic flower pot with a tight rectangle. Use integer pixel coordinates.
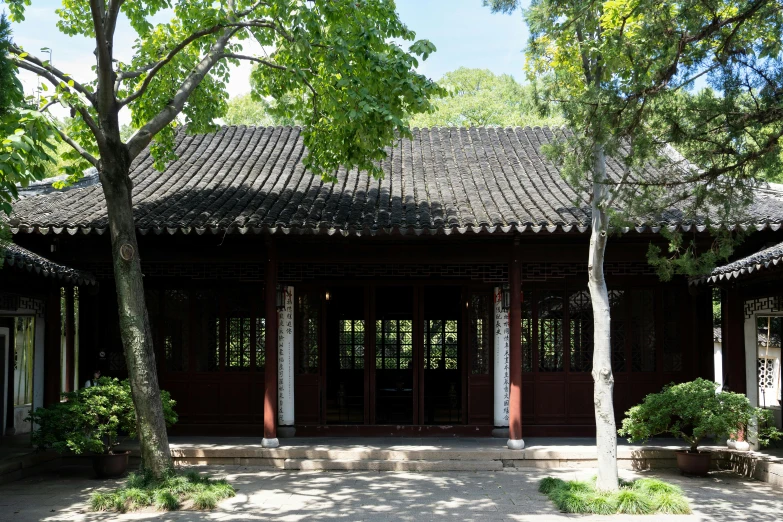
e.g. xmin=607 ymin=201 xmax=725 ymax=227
xmin=675 ymin=450 xmax=711 ymax=476
xmin=92 ymin=451 xmax=130 ymax=478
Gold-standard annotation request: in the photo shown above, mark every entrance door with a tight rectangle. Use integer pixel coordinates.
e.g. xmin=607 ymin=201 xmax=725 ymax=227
xmin=422 ymin=287 xmax=463 ymax=424
xmin=374 ymin=287 xmax=414 ymax=424
xmin=325 ymin=287 xmax=365 ymax=424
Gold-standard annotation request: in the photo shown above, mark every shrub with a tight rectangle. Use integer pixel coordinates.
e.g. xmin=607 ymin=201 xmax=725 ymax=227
xmin=618 ymin=378 xmax=782 ymax=452
xmin=29 ymin=377 xmax=177 ymax=455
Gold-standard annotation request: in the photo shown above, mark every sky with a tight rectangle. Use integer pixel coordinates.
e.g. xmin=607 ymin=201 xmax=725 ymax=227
xmin=5 ymin=0 xmax=530 ymax=125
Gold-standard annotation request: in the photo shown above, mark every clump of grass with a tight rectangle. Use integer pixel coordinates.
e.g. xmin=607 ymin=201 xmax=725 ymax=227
xmin=89 ymin=470 xmax=236 ymax=513
xmin=192 ymin=490 xmax=218 ymax=510
xmin=538 ymin=477 xmax=565 ymax=494
xmin=614 ymin=490 xmax=654 ymax=514
xmin=538 ymin=475 xmax=689 ymax=515
xmin=652 ymin=490 xmax=692 ymax=514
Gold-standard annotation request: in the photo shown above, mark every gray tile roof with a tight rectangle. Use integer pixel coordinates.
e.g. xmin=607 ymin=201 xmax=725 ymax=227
xmin=0 ymin=240 xmax=97 ymax=286
xmin=698 ymin=241 xmax=783 ymax=284
xmin=8 ymin=126 xmax=783 ymax=237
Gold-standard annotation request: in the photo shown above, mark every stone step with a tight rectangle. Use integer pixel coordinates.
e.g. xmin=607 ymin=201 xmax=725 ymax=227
xmin=282 ymin=459 xmax=504 ymax=471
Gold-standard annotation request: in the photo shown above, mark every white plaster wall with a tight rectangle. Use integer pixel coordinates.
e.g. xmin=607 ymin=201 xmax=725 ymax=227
xmin=713 ymin=341 xmax=723 ymax=392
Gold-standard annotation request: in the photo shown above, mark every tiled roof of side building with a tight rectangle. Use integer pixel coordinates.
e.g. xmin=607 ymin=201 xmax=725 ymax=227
xmin=7 ymin=126 xmax=783 ymax=237
xmin=697 ymin=240 xmax=783 ymax=284
xmin=0 ymin=240 xmax=97 ymax=286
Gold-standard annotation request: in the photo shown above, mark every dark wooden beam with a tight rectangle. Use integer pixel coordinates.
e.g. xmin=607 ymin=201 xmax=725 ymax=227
xmin=263 ymin=242 xmax=279 ymax=445
xmin=43 ymin=288 xmax=61 ymax=406
xmin=64 ymin=287 xmax=75 ymax=392
xmin=508 ymin=238 xmax=523 ymax=446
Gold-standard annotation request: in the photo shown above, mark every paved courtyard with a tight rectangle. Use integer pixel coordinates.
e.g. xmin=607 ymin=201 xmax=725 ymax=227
xmin=0 ymin=465 xmax=781 ymax=521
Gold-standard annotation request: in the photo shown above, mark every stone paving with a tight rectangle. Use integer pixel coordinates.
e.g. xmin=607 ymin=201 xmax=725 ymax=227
xmin=0 ymin=465 xmax=781 ymax=521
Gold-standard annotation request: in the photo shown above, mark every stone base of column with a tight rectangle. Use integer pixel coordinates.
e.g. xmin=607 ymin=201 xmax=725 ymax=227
xmin=491 ymin=427 xmax=509 ymax=438
xmin=507 ymin=438 xmax=525 ymax=450
xmin=278 ymin=426 xmax=296 ymax=438
xmin=262 ymin=438 xmax=280 ymax=448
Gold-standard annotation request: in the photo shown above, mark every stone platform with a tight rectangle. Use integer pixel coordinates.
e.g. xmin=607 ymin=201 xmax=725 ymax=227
xmin=151 ymin=436 xmax=692 ymax=471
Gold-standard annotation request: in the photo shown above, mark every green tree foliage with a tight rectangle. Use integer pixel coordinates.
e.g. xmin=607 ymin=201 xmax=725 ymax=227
xmin=5 ymin=0 xmax=443 ymax=476
xmin=0 ymin=13 xmax=57 ymax=217
xmin=224 ymin=92 xmax=299 ymax=126
xmin=619 ymin=378 xmax=781 ymax=451
xmin=408 ymin=67 xmax=562 ymax=128
xmin=29 ymin=377 xmax=177 ymax=455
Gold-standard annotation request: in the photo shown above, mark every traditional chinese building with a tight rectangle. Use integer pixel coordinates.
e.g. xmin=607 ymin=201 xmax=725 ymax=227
xmin=5 ymin=126 xmax=783 ymax=446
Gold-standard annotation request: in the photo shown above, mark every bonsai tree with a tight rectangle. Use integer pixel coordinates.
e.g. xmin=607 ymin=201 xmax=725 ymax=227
xmin=619 ymin=378 xmax=781 ymax=452
xmin=29 ymin=377 xmax=177 ymax=455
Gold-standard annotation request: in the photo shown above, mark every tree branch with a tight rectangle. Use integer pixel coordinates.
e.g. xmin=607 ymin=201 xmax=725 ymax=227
xmin=10 ymin=46 xmax=95 ymax=104
xmin=89 ymin=0 xmax=115 ymax=114
xmin=118 ymin=20 xmax=278 ymax=107
xmin=53 ymin=126 xmax=99 ymax=168
xmin=126 ymin=28 xmax=239 ymax=159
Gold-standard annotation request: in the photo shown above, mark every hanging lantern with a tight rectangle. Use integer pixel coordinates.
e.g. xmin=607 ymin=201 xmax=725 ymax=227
xmin=501 ymin=283 xmax=511 ymax=312
xmin=325 ymin=290 xmax=331 ymax=302
xmin=276 ymin=285 xmax=286 ymax=310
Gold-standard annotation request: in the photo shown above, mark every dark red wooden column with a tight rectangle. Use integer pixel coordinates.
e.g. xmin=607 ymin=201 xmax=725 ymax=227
xmin=263 ymin=243 xmax=280 ymax=447
xmin=508 ymin=239 xmax=524 ymax=449
xmin=723 ymin=286 xmax=746 ymax=394
xmin=43 ymin=288 xmax=61 ymax=406
xmin=64 ymin=287 xmax=75 ymax=392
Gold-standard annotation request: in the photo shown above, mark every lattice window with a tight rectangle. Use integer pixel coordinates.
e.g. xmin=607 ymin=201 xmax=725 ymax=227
xmin=469 ymin=295 xmax=491 ymax=374
xmin=522 ymin=295 xmax=533 ymax=372
xmin=758 ymin=358 xmax=776 ymax=388
xmin=424 ymin=320 xmax=458 ymax=370
xmin=538 ymin=291 xmax=564 ymax=372
xmin=255 ymin=317 xmax=266 ymax=370
xmin=376 ymin=319 xmax=413 ymax=370
xmin=662 ymin=289 xmax=682 ymax=372
xmin=610 ymin=290 xmax=626 ymax=372
xmin=339 ymin=319 xmax=365 ymax=370
xmin=631 ymin=289 xmax=656 ymax=372
xmin=225 ymin=317 xmax=251 ymax=370
xmin=163 ymin=289 xmax=189 ymax=372
xmin=569 ymin=289 xmax=593 ymax=372
xmin=297 ymin=294 xmax=320 ymax=374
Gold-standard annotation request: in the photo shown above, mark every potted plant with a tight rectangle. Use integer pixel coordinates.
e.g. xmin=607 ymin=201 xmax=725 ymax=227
xmin=619 ymin=378 xmax=780 ymax=476
xmin=29 ymin=377 xmax=177 ymax=478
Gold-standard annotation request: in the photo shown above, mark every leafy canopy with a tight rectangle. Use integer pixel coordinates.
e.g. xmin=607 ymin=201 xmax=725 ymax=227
xmin=29 ymin=377 xmax=178 ymax=455
xmin=0 ymin=13 xmax=58 ymax=216
xmin=619 ymin=378 xmax=782 ymax=451
xmin=408 ymin=67 xmax=562 ymax=128
xmin=486 ymin=0 xmax=783 ymax=278
xmin=6 ymin=0 xmax=445 ymax=183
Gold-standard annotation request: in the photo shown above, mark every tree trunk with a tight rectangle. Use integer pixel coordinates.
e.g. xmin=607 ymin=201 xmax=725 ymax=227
xmin=589 ymin=144 xmax=619 ymax=492
xmin=99 ymin=152 xmax=172 ymax=477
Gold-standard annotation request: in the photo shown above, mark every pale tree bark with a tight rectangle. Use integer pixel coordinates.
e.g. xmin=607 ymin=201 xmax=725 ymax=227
xmin=589 ymin=144 xmax=619 ymax=492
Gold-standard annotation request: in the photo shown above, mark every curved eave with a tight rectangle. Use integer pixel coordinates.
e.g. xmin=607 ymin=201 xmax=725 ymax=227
xmin=10 ymin=221 xmax=781 ymax=238
xmin=2 ymin=254 xmax=98 ymax=287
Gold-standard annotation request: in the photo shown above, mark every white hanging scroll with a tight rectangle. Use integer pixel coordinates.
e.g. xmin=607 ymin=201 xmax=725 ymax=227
xmin=278 ymin=286 xmax=295 ymax=427
xmin=494 ymin=287 xmax=510 ymax=427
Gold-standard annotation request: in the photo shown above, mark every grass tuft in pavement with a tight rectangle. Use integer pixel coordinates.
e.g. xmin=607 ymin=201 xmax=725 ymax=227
xmin=540 ymin=476 xmax=691 ymax=515
xmin=89 ymin=469 xmax=236 ymax=512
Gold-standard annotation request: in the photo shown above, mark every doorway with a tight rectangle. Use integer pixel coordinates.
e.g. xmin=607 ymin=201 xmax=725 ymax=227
xmin=325 ymin=287 xmax=365 ymax=424
xmin=422 ymin=287 xmax=462 ymax=424
xmin=374 ymin=287 xmax=414 ymax=424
